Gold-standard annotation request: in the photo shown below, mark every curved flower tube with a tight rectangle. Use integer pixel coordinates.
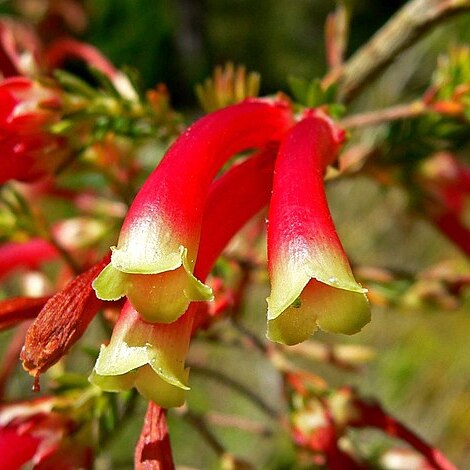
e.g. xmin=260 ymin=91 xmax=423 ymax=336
xmin=267 ymin=113 xmax=370 ymax=345
xmin=93 ymin=99 xmax=292 ymax=323
xmin=45 ymin=39 xmax=117 ymax=80
xmin=0 ymin=18 xmax=42 ymax=78
xmin=45 ymin=38 xmax=137 ymax=100
xmin=90 ymin=147 xmax=277 ymax=407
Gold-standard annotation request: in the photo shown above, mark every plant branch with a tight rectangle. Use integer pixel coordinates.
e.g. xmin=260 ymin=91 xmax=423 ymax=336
xmin=329 ymin=0 xmax=470 ymax=102
xmin=182 ymin=410 xmax=226 ymax=456
xmin=339 ymin=100 xmax=426 ymax=128
xmin=189 ymin=364 xmax=279 ymax=419
xmin=206 ymin=412 xmax=272 ymax=437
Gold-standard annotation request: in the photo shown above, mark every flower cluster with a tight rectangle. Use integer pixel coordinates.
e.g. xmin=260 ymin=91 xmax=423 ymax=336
xmin=90 ymin=101 xmax=370 ymax=407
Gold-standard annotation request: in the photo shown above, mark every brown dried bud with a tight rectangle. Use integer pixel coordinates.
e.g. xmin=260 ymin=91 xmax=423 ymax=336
xmin=20 ymin=255 xmax=110 ymax=377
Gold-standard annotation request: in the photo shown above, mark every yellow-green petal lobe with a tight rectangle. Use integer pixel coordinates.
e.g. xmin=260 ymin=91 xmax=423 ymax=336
xmin=267 ymin=280 xmax=370 ymax=345
xmin=135 ymin=365 xmax=188 ymax=408
xmin=92 ymin=263 xmax=128 ymax=301
xmin=94 ymin=343 xmax=150 ymax=376
xmin=88 ymin=369 xmax=135 ymax=392
xmin=90 ymin=303 xmax=193 ymax=407
xmin=96 ymin=248 xmax=212 ymax=324
xmin=267 ymin=236 xmax=367 ymax=322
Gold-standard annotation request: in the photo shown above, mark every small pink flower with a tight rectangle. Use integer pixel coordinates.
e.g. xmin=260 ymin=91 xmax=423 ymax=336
xmin=93 ymin=99 xmax=292 ymax=323
xmin=266 ymin=112 xmax=370 ymax=345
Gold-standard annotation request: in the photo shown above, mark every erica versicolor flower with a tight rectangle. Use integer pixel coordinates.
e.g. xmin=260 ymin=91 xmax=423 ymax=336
xmin=93 ymin=98 xmax=292 ymax=323
xmin=418 ymin=152 xmax=470 ymax=257
xmin=266 ymin=112 xmax=370 ymax=345
xmin=0 ymin=77 xmax=67 ymax=183
xmin=45 ymin=38 xmax=137 ymax=100
xmin=90 ymin=146 xmax=278 ymax=407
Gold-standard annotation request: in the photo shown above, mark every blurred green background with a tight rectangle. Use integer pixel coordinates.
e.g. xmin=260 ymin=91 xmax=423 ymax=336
xmin=1 ymin=1 xmax=470 ymax=468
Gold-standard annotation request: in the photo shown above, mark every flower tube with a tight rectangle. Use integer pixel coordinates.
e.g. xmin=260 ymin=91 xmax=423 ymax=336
xmin=90 ymin=146 xmax=277 ymax=407
xmin=93 ymin=99 xmax=292 ymax=324
xmin=267 ymin=113 xmax=370 ymax=345
xmin=45 ymin=38 xmax=137 ymax=100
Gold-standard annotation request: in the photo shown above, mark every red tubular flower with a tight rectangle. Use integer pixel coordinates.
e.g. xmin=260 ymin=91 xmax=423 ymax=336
xmin=45 ymin=38 xmax=136 ymax=99
xmin=267 ymin=112 xmax=370 ymax=345
xmin=93 ymin=99 xmax=292 ymax=323
xmin=45 ymin=38 xmax=117 ymax=80
xmin=0 ymin=239 xmax=58 ymax=280
xmin=0 ymin=77 xmax=67 ymax=183
xmin=418 ymin=152 xmax=470 ymax=258
xmin=90 ymin=146 xmax=278 ymax=407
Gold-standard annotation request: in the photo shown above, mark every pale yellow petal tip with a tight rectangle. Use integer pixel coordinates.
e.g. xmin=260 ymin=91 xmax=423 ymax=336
xmin=136 ymin=365 xmax=188 ymax=408
xmin=181 ymin=246 xmax=213 ymax=302
xmin=110 ymin=244 xmax=183 ymax=274
xmin=96 ymin=245 xmax=212 ymax=324
xmin=88 ymin=369 xmax=135 ymax=392
xmin=266 ymin=279 xmax=309 ymax=322
xmin=149 ymin=360 xmax=191 ymax=391
xmin=89 ymin=366 xmax=189 ymax=409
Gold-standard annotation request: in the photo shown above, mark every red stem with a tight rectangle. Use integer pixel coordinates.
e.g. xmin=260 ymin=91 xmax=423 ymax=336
xmin=351 ymin=399 xmax=457 ymax=470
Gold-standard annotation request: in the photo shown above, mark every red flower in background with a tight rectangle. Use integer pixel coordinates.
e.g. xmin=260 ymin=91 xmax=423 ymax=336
xmin=0 ymin=398 xmax=93 ymax=470
xmin=0 ymin=77 xmax=67 ymax=183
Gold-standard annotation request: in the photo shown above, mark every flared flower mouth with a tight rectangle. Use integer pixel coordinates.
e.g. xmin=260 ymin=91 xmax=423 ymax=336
xmin=266 ymin=113 xmax=370 ymax=345
xmin=93 ymin=246 xmax=213 ymax=323
xmin=90 ymin=302 xmax=192 ymax=408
